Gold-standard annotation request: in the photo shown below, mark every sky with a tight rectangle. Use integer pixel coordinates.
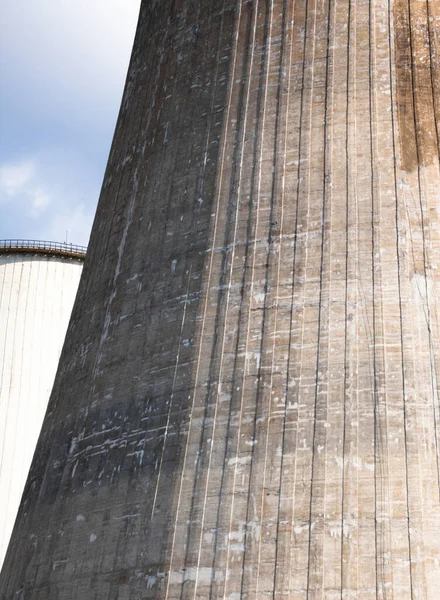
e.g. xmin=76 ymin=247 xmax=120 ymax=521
xmin=0 ymin=0 xmax=141 ymax=247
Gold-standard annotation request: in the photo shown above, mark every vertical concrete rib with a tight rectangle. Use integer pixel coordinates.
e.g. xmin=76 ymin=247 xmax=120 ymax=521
xmin=2 ymin=0 xmax=440 ymax=598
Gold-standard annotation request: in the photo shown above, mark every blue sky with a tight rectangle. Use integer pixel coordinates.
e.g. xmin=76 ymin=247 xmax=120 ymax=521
xmin=0 ymin=0 xmax=141 ymax=247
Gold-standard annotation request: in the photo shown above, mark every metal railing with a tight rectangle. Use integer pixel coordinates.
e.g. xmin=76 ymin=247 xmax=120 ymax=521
xmin=0 ymin=239 xmax=87 ymax=258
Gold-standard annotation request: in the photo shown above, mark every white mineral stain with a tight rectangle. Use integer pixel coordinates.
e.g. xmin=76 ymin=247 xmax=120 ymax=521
xmin=330 ymin=526 xmax=342 ymax=538
xmin=204 ymin=531 xmax=214 ymax=544
xmin=228 ymin=456 xmax=251 ymax=467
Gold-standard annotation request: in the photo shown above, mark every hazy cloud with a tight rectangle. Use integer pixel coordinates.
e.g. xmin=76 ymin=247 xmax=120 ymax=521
xmin=0 ymin=161 xmax=36 ymax=198
xmin=0 ymin=154 xmax=99 ymax=245
xmin=31 ymin=189 xmax=50 ymax=217
xmin=0 ymin=158 xmax=51 ymax=218
xmin=0 ymin=0 xmax=141 ymax=246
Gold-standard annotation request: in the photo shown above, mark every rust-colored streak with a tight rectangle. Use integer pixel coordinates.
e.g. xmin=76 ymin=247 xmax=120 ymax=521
xmin=394 ymin=0 xmax=438 ymax=172
xmin=427 ymin=0 xmax=440 ymax=145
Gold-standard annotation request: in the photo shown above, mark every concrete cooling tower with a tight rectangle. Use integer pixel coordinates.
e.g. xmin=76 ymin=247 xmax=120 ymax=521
xmin=0 ymin=240 xmax=85 ymax=569
xmin=2 ymin=0 xmax=440 ymax=598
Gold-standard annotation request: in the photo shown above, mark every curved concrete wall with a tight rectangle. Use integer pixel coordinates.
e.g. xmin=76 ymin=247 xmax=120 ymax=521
xmin=0 ymin=253 xmax=83 ymax=567
xmin=2 ymin=0 xmax=440 ymax=598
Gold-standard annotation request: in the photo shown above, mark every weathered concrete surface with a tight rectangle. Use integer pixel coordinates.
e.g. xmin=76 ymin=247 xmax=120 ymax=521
xmin=2 ymin=0 xmax=440 ymax=598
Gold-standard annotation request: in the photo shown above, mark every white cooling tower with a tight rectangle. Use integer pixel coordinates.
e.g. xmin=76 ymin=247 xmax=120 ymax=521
xmin=0 ymin=240 xmax=85 ymax=568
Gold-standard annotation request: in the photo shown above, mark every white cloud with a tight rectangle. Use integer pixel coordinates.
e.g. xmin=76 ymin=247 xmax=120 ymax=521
xmin=31 ymin=189 xmax=50 ymax=216
xmin=0 ymin=161 xmax=35 ymax=197
xmin=0 ymin=153 xmax=97 ymax=246
xmin=0 ymin=159 xmax=51 ymax=219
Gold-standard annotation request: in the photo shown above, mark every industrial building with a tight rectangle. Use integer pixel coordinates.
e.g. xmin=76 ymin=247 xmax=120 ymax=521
xmin=0 ymin=240 xmax=85 ymax=569
xmin=2 ymin=0 xmax=440 ymax=598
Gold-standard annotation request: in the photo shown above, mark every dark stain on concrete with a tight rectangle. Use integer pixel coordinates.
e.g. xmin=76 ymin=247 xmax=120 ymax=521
xmin=394 ymin=0 xmax=438 ymax=172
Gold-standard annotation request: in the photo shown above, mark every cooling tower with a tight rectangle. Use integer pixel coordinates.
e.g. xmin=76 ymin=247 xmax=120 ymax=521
xmin=2 ymin=0 xmax=440 ymax=597
xmin=0 ymin=241 xmax=85 ymax=570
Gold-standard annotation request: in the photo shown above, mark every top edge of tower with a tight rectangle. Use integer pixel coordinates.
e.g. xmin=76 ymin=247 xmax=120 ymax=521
xmin=0 ymin=239 xmax=87 ymax=261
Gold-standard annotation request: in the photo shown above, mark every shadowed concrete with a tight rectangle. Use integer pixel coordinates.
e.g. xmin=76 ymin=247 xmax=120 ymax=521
xmin=2 ymin=0 xmax=440 ymax=598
